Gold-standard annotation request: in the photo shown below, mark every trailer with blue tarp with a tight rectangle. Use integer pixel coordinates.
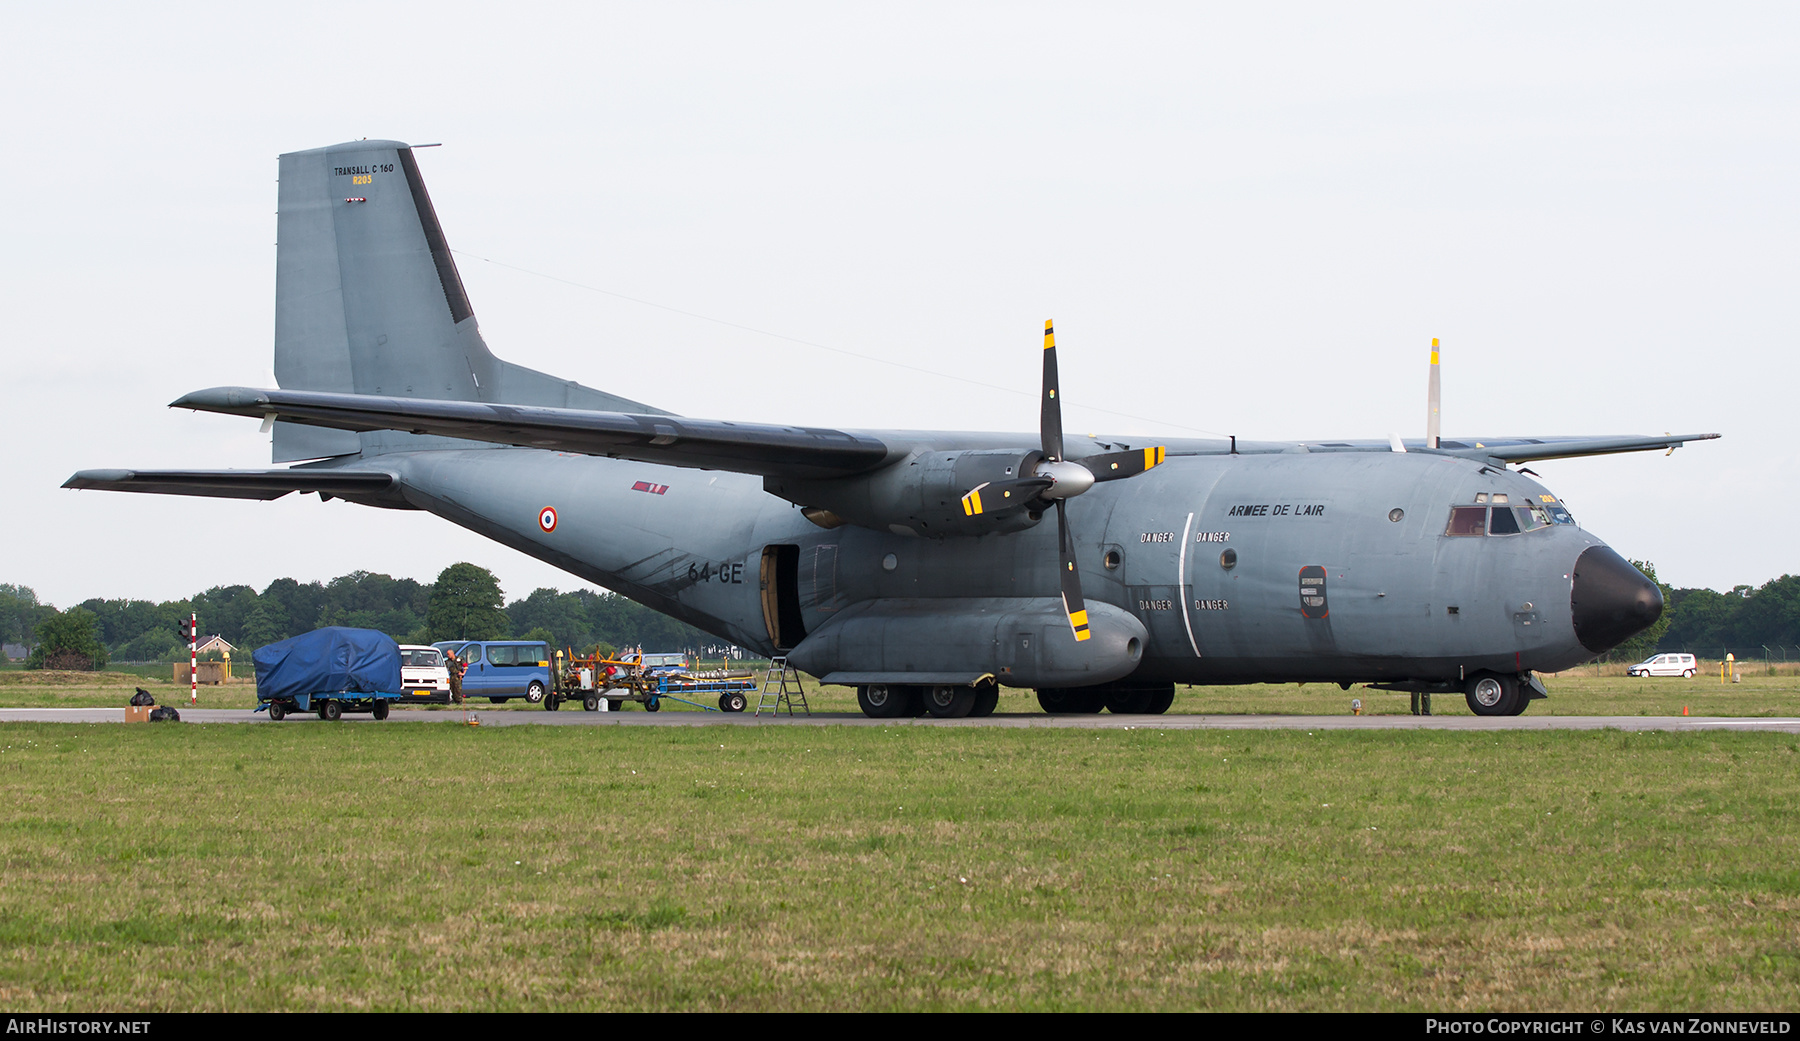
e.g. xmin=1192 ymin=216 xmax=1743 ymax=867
xmin=253 ymin=627 xmax=405 ymax=721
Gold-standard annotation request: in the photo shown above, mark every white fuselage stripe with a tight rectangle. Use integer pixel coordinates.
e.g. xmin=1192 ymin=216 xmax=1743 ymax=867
xmin=1179 ymin=510 xmax=1201 ymax=658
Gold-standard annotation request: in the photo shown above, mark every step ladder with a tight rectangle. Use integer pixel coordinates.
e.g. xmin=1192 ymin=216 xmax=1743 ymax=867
xmin=755 ymin=656 xmax=808 ymax=716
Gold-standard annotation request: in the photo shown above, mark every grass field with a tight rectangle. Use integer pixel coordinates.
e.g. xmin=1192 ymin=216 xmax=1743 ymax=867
xmin=2 ymin=699 xmax=1799 ymax=1009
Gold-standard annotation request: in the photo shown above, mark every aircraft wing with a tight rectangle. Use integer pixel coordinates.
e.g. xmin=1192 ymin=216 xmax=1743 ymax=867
xmin=1268 ymin=433 xmax=1720 ymax=462
xmin=62 ymin=468 xmax=399 ymax=500
xmin=170 ymin=387 xmax=895 ymax=480
xmin=1435 ymin=433 xmax=1721 ymax=463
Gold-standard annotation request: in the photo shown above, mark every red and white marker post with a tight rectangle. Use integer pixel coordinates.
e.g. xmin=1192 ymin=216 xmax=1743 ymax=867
xmin=189 ymin=613 xmax=198 ymax=706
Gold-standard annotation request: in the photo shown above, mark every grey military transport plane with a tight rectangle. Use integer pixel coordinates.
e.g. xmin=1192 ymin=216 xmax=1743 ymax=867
xmin=67 ymin=140 xmax=1717 ymax=718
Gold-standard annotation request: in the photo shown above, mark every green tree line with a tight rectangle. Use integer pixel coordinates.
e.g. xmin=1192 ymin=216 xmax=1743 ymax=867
xmin=2 ymin=564 xmax=715 ymax=670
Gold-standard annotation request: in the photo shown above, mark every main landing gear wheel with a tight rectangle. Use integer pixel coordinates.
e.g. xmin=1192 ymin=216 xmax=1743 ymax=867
xmin=372 ymin=700 xmax=389 ymax=721
xmin=1037 ymin=688 xmax=1105 ymax=714
xmin=526 ymin=680 xmax=546 ymax=704
xmin=1464 ymin=673 xmax=1525 ymax=717
xmin=321 ymin=699 xmax=343 ymax=722
xmin=267 ymin=701 xmax=286 ymax=721
xmin=857 ymin=683 xmax=915 ymax=719
xmin=718 ymin=691 xmax=747 ymax=713
xmin=970 ymin=682 xmax=1000 ymax=718
xmin=923 ymin=684 xmax=976 ymax=719
xmin=1103 ymin=683 xmax=1175 ymax=715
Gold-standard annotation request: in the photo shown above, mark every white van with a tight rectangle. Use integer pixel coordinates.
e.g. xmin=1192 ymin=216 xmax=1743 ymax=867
xmin=399 ymin=644 xmax=453 ymax=701
xmin=1627 ymin=653 xmax=1697 ymax=678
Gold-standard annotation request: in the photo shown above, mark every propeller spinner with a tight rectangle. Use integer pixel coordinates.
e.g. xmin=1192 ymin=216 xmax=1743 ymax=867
xmin=961 ymin=320 xmax=1167 ymax=642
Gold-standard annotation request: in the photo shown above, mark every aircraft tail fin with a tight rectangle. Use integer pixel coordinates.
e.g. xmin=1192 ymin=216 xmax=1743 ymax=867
xmin=272 ymin=140 xmax=663 ymax=462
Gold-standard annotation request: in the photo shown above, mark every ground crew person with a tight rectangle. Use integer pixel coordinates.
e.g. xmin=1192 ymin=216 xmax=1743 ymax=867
xmin=448 ymin=652 xmax=467 ymax=705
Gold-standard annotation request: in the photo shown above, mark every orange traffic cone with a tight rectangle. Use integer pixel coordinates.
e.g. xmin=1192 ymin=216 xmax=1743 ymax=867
xmin=1682 ymin=705 xmax=1689 ymax=716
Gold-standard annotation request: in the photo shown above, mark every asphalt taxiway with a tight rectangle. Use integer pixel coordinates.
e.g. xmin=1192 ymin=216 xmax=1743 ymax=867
xmin=4 ymin=707 xmax=1799 ymax=733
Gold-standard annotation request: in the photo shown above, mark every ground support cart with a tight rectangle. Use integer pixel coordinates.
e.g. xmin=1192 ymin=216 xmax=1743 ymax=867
xmin=546 ymin=653 xmax=757 ymax=713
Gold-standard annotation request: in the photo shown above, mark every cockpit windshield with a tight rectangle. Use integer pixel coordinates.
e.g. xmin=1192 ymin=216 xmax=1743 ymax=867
xmin=1444 ymin=501 xmax=1574 ymax=537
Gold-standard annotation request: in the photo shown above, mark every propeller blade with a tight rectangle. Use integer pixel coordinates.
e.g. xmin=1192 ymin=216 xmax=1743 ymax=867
xmin=1055 ymin=499 xmax=1091 ymax=642
xmin=1426 ymin=337 xmax=1441 ymax=450
xmin=1041 ymin=319 xmax=1063 ymax=461
xmin=1079 ymin=445 xmax=1166 ymax=483
xmin=960 ymin=477 xmax=1054 ymax=517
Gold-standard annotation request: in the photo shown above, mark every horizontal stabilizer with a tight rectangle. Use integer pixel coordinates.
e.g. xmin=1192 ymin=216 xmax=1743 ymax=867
xmin=63 ymin=468 xmax=397 ymax=501
xmin=172 ymin=387 xmax=894 ymax=481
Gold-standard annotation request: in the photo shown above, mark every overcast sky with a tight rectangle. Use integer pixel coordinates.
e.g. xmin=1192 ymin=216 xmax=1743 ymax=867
xmin=3 ymin=3 xmax=1794 ymax=608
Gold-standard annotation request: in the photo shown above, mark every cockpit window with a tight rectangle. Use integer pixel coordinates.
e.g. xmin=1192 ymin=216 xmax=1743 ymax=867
xmin=1446 ymin=506 xmax=1488 ymax=536
xmin=1488 ymin=506 xmax=1521 ymax=535
xmin=1545 ymin=503 xmax=1575 ymax=525
xmin=1515 ymin=506 xmax=1549 ymax=532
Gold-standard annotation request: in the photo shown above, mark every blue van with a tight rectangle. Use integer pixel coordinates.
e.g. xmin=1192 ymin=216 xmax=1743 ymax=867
xmin=433 ymin=640 xmax=552 ymax=704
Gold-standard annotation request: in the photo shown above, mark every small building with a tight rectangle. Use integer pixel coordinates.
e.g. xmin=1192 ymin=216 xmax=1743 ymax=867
xmin=194 ymin=635 xmax=235 ymax=657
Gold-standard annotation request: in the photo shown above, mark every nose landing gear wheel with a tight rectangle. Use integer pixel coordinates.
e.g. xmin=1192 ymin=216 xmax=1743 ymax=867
xmin=1464 ymin=673 xmax=1525 ymax=716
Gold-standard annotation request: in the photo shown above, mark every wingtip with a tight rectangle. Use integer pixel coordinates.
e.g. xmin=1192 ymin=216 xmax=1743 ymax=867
xmin=169 ymin=386 xmax=270 ymax=412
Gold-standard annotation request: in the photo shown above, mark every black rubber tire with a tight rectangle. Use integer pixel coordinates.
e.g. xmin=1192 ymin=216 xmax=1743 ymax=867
xmin=645 ymin=697 xmax=661 ymax=713
xmin=583 ymin=695 xmax=599 ymax=711
xmin=970 ymin=682 xmax=1000 ymax=718
xmin=1464 ymin=673 xmax=1522 ymax=716
xmin=526 ymin=681 xmax=546 ymax=704
xmin=321 ymin=699 xmax=342 ymax=722
xmin=267 ymin=701 xmax=285 ymax=721
xmin=546 ymin=695 xmax=560 ymax=711
xmin=372 ymin=700 xmax=390 ymax=721
xmin=1145 ymin=685 xmax=1176 ymax=714
xmin=856 ymin=684 xmax=912 ymax=719
xmin=488 ymin=697 xmax=506 ymax=704
xmin=1037 ymin=688 xmax=1105 ymax=714
xmin=923 ymin=684 xmax=976 ymax=719
xmin=1103 ymin=688 xmax=1153 ymax=714
xmin=720 ymin=691 xmax=747 ymax=713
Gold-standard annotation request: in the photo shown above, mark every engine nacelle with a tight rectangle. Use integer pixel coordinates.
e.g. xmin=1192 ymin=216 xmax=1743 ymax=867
xmin=766 ymin=449 xmax=1044 ymax=537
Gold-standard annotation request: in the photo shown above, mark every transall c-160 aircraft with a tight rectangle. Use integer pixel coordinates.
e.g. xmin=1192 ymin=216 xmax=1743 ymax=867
xmin=66 ymin=140 xmax=1718 ymax=719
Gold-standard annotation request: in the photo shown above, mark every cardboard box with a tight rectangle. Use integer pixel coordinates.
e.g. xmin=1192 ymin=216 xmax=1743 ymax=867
xmin=125 ymin=705 xmax=151 ymax=723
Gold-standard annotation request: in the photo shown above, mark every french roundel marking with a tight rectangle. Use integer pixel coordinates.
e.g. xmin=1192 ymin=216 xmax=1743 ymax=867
xmin=538 ymin=506 xmax=558 ymax=533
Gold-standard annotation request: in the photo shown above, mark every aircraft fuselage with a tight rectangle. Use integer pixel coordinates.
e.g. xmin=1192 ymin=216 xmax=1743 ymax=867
xmin=368 ymin=441 xmax=1613 ymax=686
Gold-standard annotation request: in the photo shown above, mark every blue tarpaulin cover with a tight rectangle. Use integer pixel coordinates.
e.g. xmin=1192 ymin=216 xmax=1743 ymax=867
xmin=253 ymin=627 xmax=403 ymax=700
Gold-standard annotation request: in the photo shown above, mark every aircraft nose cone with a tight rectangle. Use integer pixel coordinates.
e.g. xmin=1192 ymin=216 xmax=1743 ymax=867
xmin=1570 ymin=546 xmax=1663 ymax=654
